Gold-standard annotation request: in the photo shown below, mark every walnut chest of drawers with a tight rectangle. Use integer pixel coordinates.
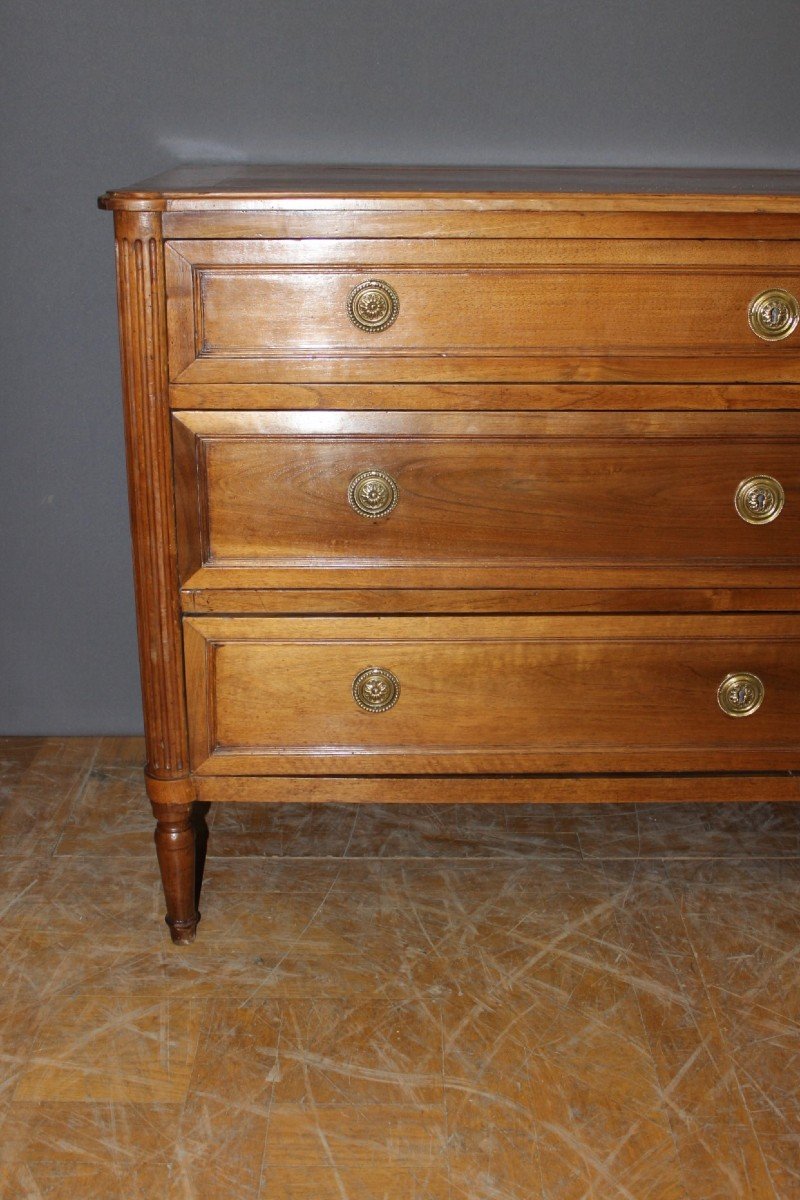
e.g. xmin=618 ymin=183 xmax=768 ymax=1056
xmin=100 ymin=166 xmax=800 ymax=942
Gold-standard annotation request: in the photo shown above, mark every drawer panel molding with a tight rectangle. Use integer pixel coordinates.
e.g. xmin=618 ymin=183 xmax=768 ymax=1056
xmin=166 ymin=240 xmax=800 ymax=383
xmin=184 ymin=614 xmax=800 ymax=775
xmin=173 ymin=410 xmax=800 ymax=592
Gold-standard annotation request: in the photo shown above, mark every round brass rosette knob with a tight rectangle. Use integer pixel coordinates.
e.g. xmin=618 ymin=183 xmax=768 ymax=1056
xmin=734 ymin=475 xmax=785 ymax=524
xmin=347 ymin=279 xmax=399 ymax=332
xmin=748 ymin=288 xmax=800 ymax=341
xmin=348 ymin=469 xmax=399 ymax=519
xmin=352 ymin=667 xmax=400 ymax=713
xmin=717 ymin=672 xmax=765 ymax=718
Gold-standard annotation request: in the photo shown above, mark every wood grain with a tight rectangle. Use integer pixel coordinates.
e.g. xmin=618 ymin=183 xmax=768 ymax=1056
xmin=151 ymin=801 xmax=198 ymax=944
xmin=98 ymin=162 xmax=800 ymax=204
xmin=112 ymin=210 xmax=198 ymax=938
xmin=164 ymin=355 xmax=800 ymax=386
xmin=172 ymin=409 xmax=800 ymax=592
xmin=168 ymin=381 xmax=800 ymax=411
xmin=180 ymin=586 xmax=800 ymax=616
xmin=112 ymin=211 xmax=189 ymax=785
xmin=184 ymin=614 xmax=800 ymax=775
xmin=101 ymin=168 xmax=800 ymax=941
xmin=193 ymin=773 xmax=800 ymax=804
xmin=162 ymin=209 xmax=800 ymax=241
xmin=165 ymin=238 xmax=800 ymax=385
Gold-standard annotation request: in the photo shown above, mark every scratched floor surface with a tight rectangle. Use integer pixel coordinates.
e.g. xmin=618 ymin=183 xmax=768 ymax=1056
xmin=0 ymin=736 xmax=798 ymax=1199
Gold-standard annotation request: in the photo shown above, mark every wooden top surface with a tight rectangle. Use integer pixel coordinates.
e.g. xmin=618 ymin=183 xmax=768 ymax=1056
xmin=99 ymin=164 xmax=800 ymax=212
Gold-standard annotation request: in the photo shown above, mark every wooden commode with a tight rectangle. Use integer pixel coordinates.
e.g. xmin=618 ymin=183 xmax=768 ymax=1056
xmin=100 ymin=166 xmax=800 ymax=942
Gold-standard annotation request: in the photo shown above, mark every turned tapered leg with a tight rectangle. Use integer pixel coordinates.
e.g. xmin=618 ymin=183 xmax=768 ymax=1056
xmin=151 ymin=801 xmax=198 ymax=944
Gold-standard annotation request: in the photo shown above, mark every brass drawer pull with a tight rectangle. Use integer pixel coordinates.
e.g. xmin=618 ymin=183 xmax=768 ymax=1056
xmin=347 ymin=279 xmax=399 ymax=332
xmin=348 ymin=469 xmax=399 ymax=518
xmin=717 ymin=672 xmax=764 ymax=717
xmin=734 ymin=475 xmax=784 ymax=524
xmin=353 ymin=667 xmax=400 ymax=713
xmin=748 ymin=288 xmax=800 ymax=341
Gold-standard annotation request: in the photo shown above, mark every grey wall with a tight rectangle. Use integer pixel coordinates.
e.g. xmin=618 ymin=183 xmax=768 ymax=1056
xmin=2 ymin=0 xmax=800 ymax=733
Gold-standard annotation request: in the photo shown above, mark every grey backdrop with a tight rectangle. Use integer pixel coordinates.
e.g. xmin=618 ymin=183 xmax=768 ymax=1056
xmin=3 ymin=0 xmax=800 ymax=734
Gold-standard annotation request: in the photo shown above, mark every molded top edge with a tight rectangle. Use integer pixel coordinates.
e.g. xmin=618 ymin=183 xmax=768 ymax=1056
xmin=99 ymin=164 xmax=800 ymax=212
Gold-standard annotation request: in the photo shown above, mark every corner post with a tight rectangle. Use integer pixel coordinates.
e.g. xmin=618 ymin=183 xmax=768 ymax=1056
xmin=112 ymin=206 xmax=198 ymax=943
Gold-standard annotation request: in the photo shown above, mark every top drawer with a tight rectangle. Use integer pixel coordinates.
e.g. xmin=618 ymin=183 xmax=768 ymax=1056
xmin=165 ymin=239 xmax=800 ymax=384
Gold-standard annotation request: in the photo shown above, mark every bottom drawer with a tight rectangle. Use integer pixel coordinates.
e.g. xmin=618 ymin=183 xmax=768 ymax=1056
xmin=184 ymin=615 xmax=800 ymax=775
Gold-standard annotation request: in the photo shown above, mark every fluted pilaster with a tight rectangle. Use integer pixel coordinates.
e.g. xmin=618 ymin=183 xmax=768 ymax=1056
xmin=113 ymin=210 xmax=189 ymax=783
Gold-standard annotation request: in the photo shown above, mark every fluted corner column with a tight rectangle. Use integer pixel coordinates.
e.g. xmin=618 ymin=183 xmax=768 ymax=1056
xmin=112 ymin=208 xmax=198 ymax=941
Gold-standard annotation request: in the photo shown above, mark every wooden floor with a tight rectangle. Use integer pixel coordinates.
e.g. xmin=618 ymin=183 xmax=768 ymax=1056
xmin=0 ymin=738 xmax=798 ymax=1198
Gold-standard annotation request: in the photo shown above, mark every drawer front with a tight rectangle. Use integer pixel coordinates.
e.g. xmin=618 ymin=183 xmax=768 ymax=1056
xmin=173 ymin=411 xmax=800 ymax=591
xmin=184 ymin=615 xmax=800 ymax=774
xmin=166 ymin=239 xmax=800 ymax=383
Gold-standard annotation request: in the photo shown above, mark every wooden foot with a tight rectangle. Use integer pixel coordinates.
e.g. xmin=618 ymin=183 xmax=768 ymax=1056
xmin=151 ymin=800 xmax=199 ymax=944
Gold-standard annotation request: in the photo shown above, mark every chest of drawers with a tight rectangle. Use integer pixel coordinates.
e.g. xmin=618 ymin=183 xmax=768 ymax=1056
xmin=100 ymin=166 xmax=800 ymax=942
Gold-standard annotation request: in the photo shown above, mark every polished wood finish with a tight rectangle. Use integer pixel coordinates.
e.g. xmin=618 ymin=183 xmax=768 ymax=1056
xmin=98 ymin=162 xmax=800 ymax=203
xmin=183 ymin=614 xmax=800 ymax=775
xmin=162 ymin=209 xmax=800 ymax=241
xmin=165 ymin=237 xmax=800 ymax=384
xmin=113 ymin=210 xmax=189 ymax=783
xmin=169 ymin=381 xmax=800 ymax=411
xmin=165 ymin=356 xmax=800 ymax=385
xmin=172 ymin=410 xmax=800 ymax=592
xmin=101 ymin=167 xmax=800 ymax=939
xmin=111 ymin=209 xmax=196 ymax=933
xmin=194 ymin=772 xmax=800 ymax=804
xmin=150 ymin=800 xmax=198 ymax=944
xmin=181 ymin=586 xmax=800 ymax=615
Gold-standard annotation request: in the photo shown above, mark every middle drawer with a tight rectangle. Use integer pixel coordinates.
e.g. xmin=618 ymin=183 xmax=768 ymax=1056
xmin=173 ymin=410 xmax=800 ymax=591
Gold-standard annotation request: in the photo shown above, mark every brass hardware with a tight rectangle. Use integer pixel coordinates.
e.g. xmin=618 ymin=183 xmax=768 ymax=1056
xmin=748 ymin=288 xmax=800 ymax=341
xmin=352 ymin=667 xmax=400 ymax=713
xmin=734 ymin=475 xmax=785 ymax=524
xmin=348 ymin=469 xmax=399 ymax=518
xmin=717 ymin=671 xmax=764 ymax=718
xmin=347 ymin=279 xmax=399 ymax=332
